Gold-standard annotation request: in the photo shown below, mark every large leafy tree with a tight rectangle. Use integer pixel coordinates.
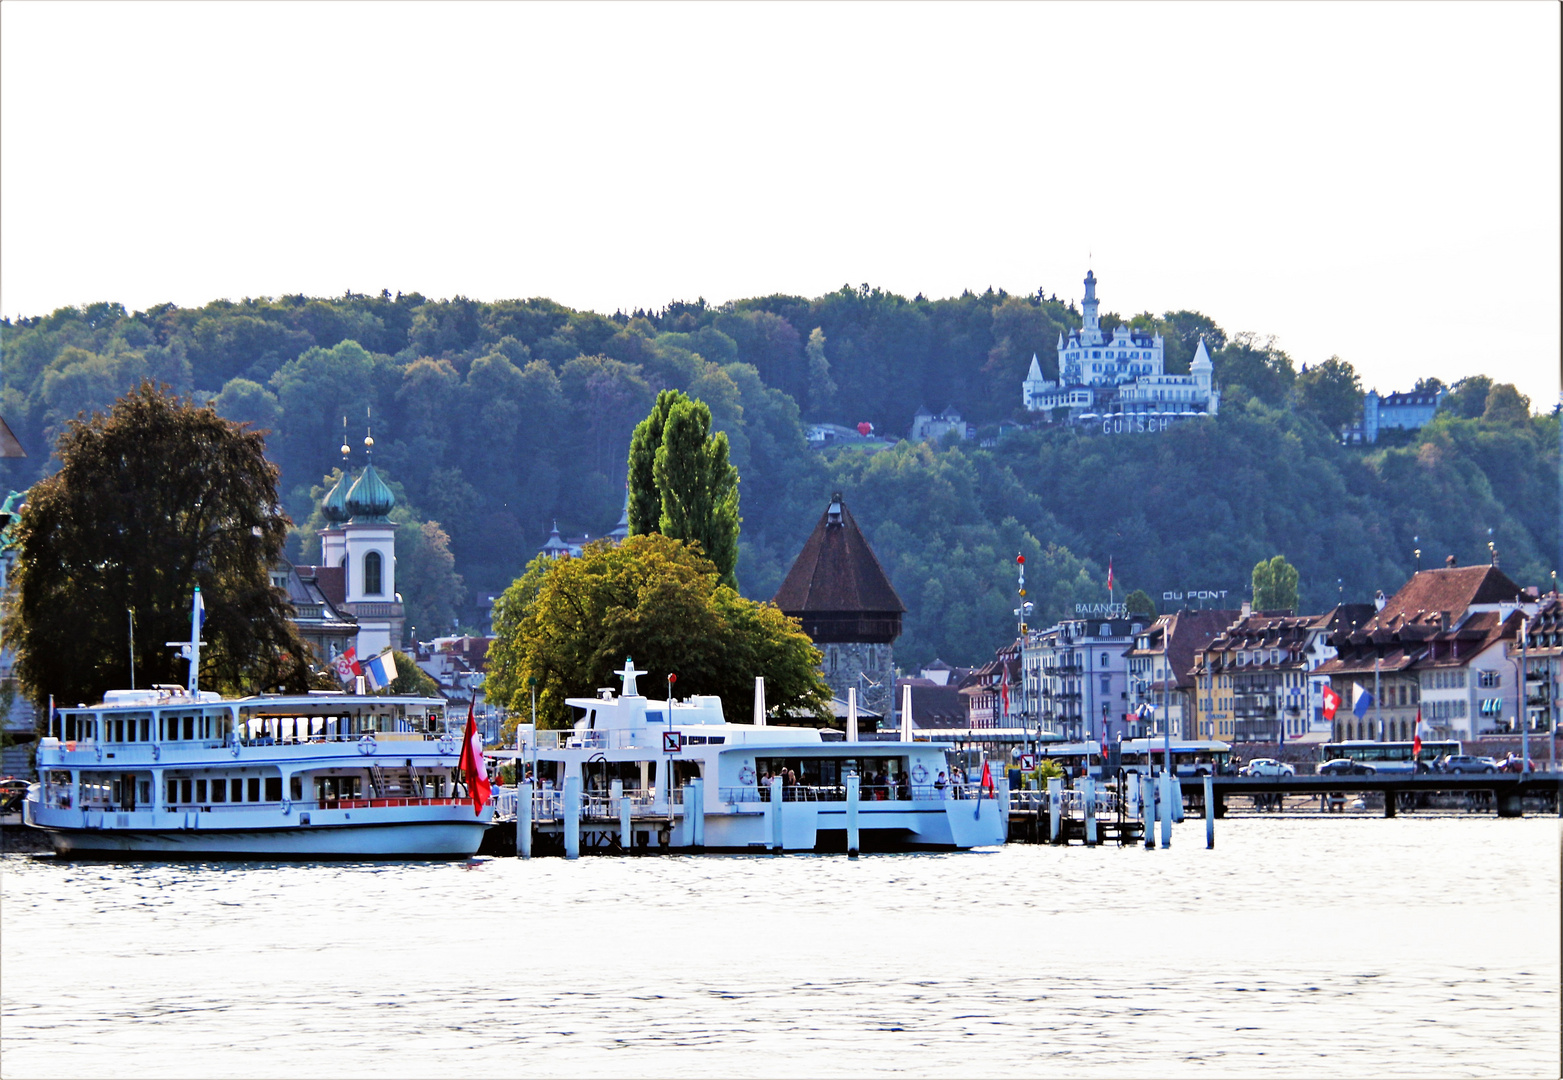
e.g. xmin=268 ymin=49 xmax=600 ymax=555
xmin=2 ymin=382 xmax=316 ymax=706
xmin=485 ymin=534 xmax=828 ymax=729
xmin=1252 ymin=554 xmax=1300 ymax=613
xmin=626 ymin=389 xmax=682 ymax=536
xmin=1295 ymin=356 xmax=1364 ymax=432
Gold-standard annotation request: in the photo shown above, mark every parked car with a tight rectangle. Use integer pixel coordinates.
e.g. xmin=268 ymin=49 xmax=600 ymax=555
xmin=1496 ymin=755 xmax=1537 ymax=773
xmin=1439 ymin=754 xmax=1498 ymax=774
xmin=1319 ymin=758 xmax=1374 ymax=776
xmin=1241 ymin=758 xmax=1296 ymax=778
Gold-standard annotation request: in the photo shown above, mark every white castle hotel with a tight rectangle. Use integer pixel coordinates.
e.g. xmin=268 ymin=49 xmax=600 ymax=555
xmin=1024 ymin=269 xmax=1219 ymax=428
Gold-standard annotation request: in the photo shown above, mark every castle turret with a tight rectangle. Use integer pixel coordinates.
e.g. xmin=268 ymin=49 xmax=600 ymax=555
xmin=1081 ymin=268 xmax=1104 ymax=346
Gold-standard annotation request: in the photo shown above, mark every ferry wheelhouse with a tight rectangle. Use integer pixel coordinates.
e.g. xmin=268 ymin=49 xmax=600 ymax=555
xmin=25 ymin=687 xmax=491 ymax=859
xmin=512 ymin=660 xmax=1008 ymax=852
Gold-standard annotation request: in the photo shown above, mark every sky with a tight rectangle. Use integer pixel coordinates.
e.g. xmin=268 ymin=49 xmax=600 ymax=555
xmin=2 ymin=1 xmax=1558 ymax=408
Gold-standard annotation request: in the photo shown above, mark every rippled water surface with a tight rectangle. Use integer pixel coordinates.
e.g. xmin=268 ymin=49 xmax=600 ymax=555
xmin=3 ymin=817 xmax=1558 ymax=1078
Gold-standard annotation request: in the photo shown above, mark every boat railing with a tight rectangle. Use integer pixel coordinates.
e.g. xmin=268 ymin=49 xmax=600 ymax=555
xmin=718 ymin=783 xmax=1001 ymax=804
xmin=524 ymin=788 xmax=664 ymax=822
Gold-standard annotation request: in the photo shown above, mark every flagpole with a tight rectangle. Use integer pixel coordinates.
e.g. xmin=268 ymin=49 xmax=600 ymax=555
xmin=1374 ymin=656 xmax=1382 ymax=743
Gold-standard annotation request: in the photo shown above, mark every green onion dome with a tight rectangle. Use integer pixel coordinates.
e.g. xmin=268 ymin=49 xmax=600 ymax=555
xmin=345 ymin=462 xmax=395 ymax=523
xmin=321 ymin=471 xmax=351 ymax=526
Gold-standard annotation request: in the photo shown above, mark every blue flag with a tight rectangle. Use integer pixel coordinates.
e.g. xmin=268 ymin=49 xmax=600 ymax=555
xmin=1352 ymin=683 xmax=1374 ymax=719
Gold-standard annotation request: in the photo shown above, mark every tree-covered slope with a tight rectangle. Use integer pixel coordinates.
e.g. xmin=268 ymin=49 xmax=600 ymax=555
xmin=3 ymin=288 xmax=1554 ymax=667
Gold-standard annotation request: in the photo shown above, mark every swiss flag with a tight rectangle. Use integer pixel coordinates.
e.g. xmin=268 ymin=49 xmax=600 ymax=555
xmin=457 ymin=698 xmax=491 ymax=816
xmin=1322 ymin=685 xmax=1342 ymax=721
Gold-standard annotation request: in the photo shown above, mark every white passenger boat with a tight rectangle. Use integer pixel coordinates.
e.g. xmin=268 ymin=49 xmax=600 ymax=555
xmin=513 ymin=660 xmax=1008 ymax=853
xmin=25 ymin=687 xmax=492 ymax=859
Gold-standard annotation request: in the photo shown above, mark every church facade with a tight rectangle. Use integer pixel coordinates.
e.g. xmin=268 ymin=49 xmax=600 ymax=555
xmin=1023 ymin=269 xmax=1220 ymax=426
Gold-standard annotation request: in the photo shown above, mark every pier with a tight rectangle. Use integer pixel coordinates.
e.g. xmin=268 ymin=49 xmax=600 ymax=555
xmin=1185 ymin=771 xmax=1563 ymax=819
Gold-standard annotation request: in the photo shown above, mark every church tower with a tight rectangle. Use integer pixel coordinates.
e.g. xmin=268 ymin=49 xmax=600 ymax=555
xmin=773 ymin=493 xmax=906 ymax=722
xmin=341 ymin=427 xmax=404 ymax=656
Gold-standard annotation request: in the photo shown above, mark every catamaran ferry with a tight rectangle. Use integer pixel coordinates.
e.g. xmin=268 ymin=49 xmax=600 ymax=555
xmin=24 ymin=687 xmax=492 ymax=859
xmin=509 ymin=659 xmax=1008 ymax=853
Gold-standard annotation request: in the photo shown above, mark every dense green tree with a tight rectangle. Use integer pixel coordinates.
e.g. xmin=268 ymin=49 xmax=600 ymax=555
xmin=1481 ymin=383 xmax=1531 ymax=424
xmin=1 ymin=383 xmax=315 ymax=707
xmin=804 ymin=327 xmax=836 ymax=416
xmin=1252 ymin=555 xmax=1300 ymax=613
xmin=653 ymin=397 xmax=741 ymax=589
xmin=627 ymin=389 xmax=685 ymax=536
xmin=382 ymin=651 xmax=440 ymax=697
xmin=1295 ymin=356 xmax=1364 ymax=431
xmin=485 ymin=535 xmax=828 ymax=728
xmin=1442 ymin=375 xmax=1493 ymax=419
xmin=213 ymin=376 xmax=281 ymax=432
xmin=1124 ymin=589 xmax=1156 ymax=617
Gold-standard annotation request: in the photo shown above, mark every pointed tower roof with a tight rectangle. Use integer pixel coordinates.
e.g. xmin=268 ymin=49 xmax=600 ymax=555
xmin=540 ymin=520 xmax=572 ymax=557
xmin=773 ymin=493 xmax=906 ymax=617
xmin=608 ymin=489 xmax=630 ymax=542
xmin=1191 ymin=336 xmax=1213 ymax=369
xmin=1027 ymin=354 xmax=1045 ymax=381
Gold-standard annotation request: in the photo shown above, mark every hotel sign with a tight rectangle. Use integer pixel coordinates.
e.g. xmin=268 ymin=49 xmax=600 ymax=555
xmin=1075 ymin=603 xmax=1128 ymax=617
xmin=1162 ymin=589 xmax=1231 ymax=603
xmin=1101 ymin=415 xmax=1178 ymax=434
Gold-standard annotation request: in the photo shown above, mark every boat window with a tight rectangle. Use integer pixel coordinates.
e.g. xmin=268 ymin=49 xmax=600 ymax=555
xmin=195 ymin=779 xmax=207 ymax=803
xmin=248 ymin=778 xmax=261 ymax=802
xmin=210 ymin=779 xmax=227 ymax=802
xmin=291 ymin=777 xmax=303 ymax=801
xmin=265 ymin=778 xmax=281 ymax=801
xmin=183 ymin=716 xmax=195 ymax=741
xmin=227 ymin=778 xmax=240 ymax=802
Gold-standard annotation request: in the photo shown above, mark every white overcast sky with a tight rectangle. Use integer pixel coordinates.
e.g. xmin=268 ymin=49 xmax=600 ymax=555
xmin=3 ymin=1 xmax=1558 ymax=407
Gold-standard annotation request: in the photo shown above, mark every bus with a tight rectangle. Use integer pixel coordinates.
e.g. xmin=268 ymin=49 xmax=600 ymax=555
xmin=1321 ymin=740 xmax=1461 ymax=773
xmin=1030 ymin=739 xmax=1232 ymax=779
xmin=1118 ymin=739 xmax=1233 ymax=777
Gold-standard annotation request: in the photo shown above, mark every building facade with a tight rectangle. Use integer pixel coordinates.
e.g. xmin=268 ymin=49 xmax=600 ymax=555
xmin=1315 ymin=564 xmax=1534 ymax=742
xmin=1127 ymin=609 xmax=1239 ymax=739
xmin=1023 ymin=269 xmax=1220 ymax=424
xmin=1027 ymin=616 xmax=1147 ymax=743
xmin=1342 ymin=387 xmax=1447 ymax=444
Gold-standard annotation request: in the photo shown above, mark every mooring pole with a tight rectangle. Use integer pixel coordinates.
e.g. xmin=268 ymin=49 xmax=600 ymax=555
xmin=846 ymin=772 xmax=861 ymax=856
xmin=518 ymin=779 xmax=533 ymax=859
xmin=1204 ymin=772 xmax=1214 ymax=849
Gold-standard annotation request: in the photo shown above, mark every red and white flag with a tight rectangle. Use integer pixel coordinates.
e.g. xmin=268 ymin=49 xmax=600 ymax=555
xmin=334 ymin=646 xmax=361 ymax=685
xmin=998 ymin=663 xmax=1011 ymax=719
xmin=1412 ymin=706 xmax=1424 ymax=759
xmin=1106 ymin=558 xmax=1114 ymax=594
xmin=1322 ymin=685 xmax=1342 ymax=721
xmin=457 ymin=698 xmax=491 ymax=816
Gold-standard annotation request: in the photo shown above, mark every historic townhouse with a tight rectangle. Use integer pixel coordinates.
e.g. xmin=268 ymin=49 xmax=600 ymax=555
xmin=1190 ymin=604 xmax=1374 ymax=743
xmin=1127 ymin=609 xmax=1240 ymax=739
xmin=1315 ymin=564 xmax=1534 ymax=742
xmin=1027 ymin=615 xmax=1148 ymax=743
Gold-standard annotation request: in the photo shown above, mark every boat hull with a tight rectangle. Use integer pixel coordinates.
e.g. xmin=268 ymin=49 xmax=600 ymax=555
xmin=30 ymin=819 xmax=490 ymax=860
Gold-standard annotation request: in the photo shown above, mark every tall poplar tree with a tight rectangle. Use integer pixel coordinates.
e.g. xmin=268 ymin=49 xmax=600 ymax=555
xmin=1252 ymin=555 xmax=1300 ymax=613
xmin=626 ymin=390 xmax=741 ymax=590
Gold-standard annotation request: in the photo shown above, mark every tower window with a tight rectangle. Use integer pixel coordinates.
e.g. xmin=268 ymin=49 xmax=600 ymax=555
xmin=363 ymin=551 xmax=383 ymax=596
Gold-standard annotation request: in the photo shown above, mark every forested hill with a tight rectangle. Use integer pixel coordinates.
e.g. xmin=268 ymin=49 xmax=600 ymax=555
xmin=2 ymin=289 xmax=1555 ymax=669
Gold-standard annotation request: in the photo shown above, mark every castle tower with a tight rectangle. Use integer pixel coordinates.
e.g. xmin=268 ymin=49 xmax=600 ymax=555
xmin=341 ymin=428 xmax=404 ymax=656
xmin=1080 ymin=268 xmax=1104 ymax=346
xmin=773 ymin=492 xmax=906 ymax=722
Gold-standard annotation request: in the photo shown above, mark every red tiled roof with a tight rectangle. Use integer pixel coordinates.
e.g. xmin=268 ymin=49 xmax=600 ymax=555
xmin=773 ymin=494 xmax=906 ymax=615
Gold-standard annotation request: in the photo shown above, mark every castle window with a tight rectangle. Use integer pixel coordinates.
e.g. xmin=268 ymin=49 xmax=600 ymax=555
xmin=363 ymin=551 xmax=383 ymax=596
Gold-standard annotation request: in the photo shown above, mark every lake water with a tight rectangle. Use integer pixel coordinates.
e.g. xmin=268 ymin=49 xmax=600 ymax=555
xmin=2 ymin=817 xmax=1558 ymax=1078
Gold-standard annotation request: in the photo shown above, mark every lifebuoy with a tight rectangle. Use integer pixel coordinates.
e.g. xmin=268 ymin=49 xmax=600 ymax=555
xmin=357 ymin=735 xmax=376 ymax=755
xmin=911 ymin=763 xmax=929 ymax=784
xmin=437 ymin=734 xmax=457 ymax=755
xmin=280 ymin=797 xmax=292 ymax=815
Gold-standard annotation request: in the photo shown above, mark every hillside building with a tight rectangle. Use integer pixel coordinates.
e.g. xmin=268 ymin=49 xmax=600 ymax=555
xmin=1341 ymin=387 xmax=1447 ymax=444
xmin=1023 ymin=269 xmax=1220 ymax=427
